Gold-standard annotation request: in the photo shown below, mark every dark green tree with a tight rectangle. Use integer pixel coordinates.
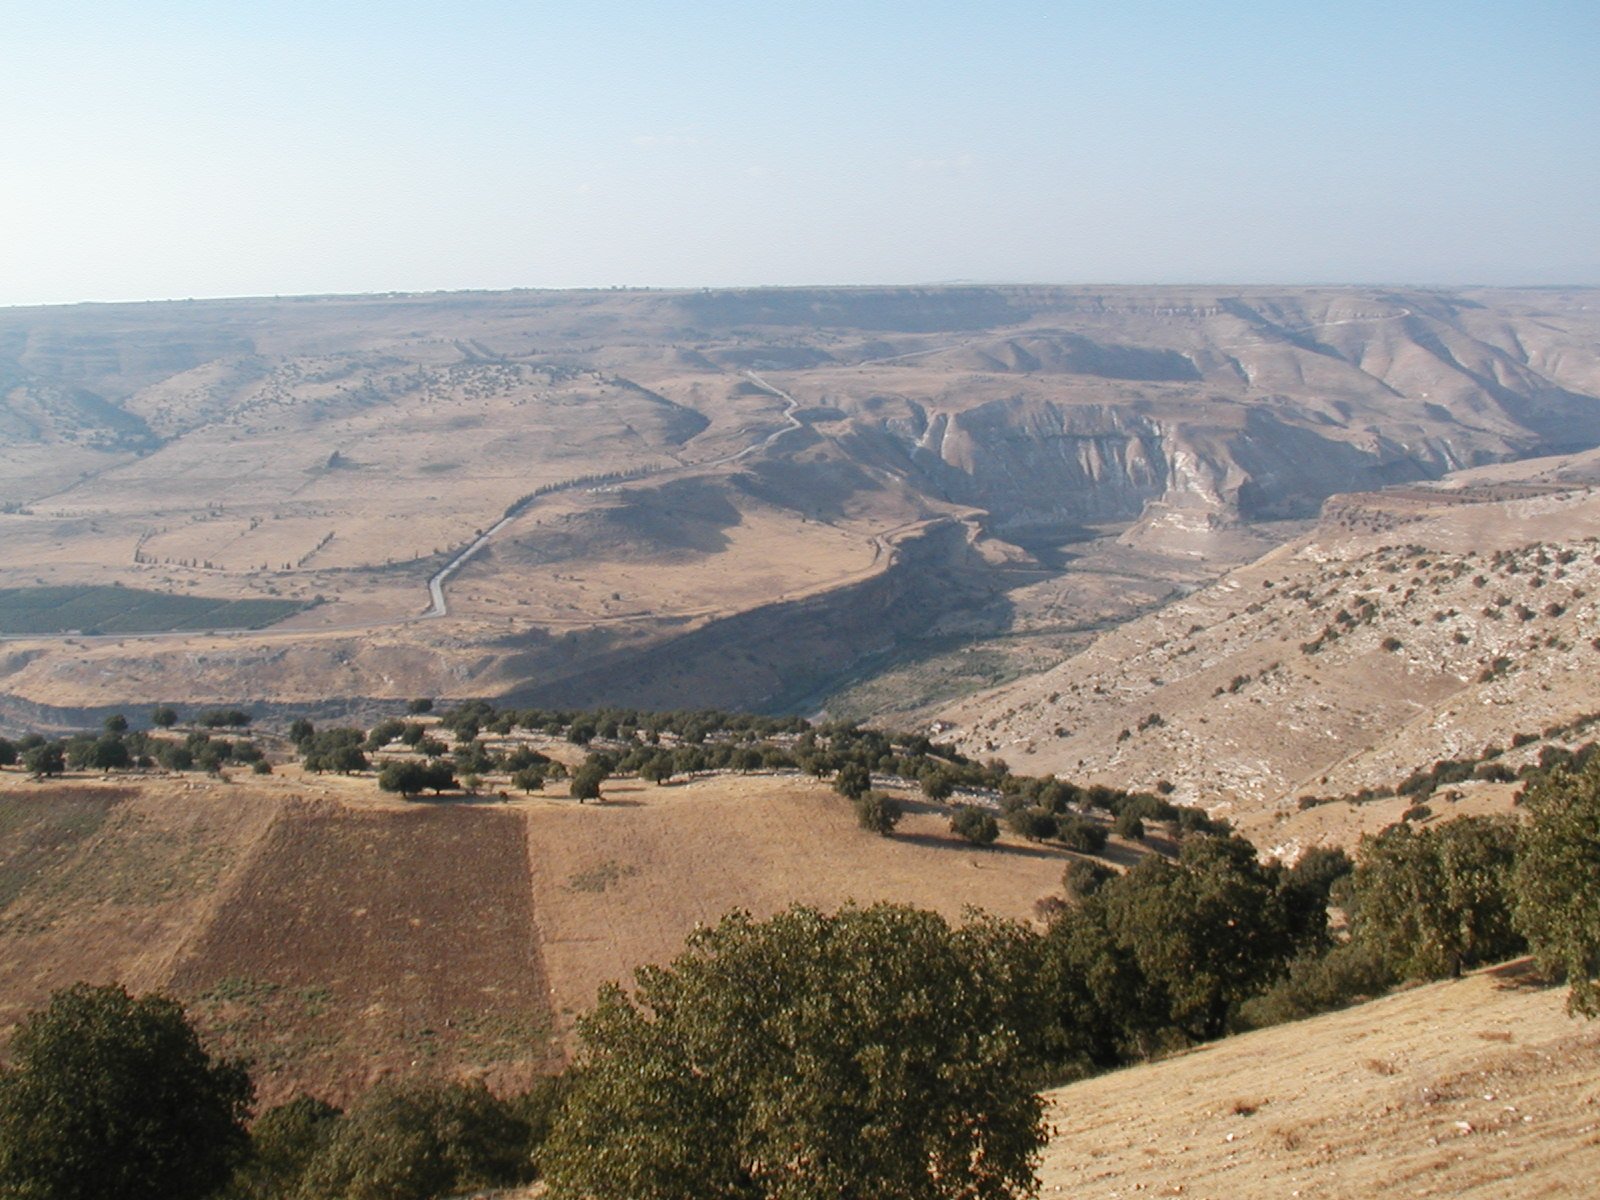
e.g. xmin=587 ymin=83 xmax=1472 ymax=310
xmin=294 ymin=1080 xmax=532 ymax=1200
xmin=377 ymin=760 xmax=431 ymax=798
xmin=1513 ymin=759 xmax=1600 ymax=1015
xmin=225 ymin=1094 xmax=340 ymax=1200
xmin=1057 ymin=814 xmax=1109 ymax=854
xmin=103 ymin=713 xmax=128 ymax=734
xmin=854 ymin=790 xmax=902 ymax=836
xmin=1039 ymin=898 xmax=1166 ymax=1071
xmin=364 ymin=719 xmax=407 ymax=751
xmin=1100 ymin=835 xmax=1303 ymax=1040
xmin=1006 ymin=806 xmax=1058 ymax=842
xmin=543 ymin=904 xmax=1047 ymax=1200
xmin=151 ymin=705 xmax=179 ymax=729
xmin=570 ymin=758 xmax=609 ymax=803
xmin=1061 ymin=858 xmax=1114 ymax=900
xmin=833 ymin=761 xmax=871 ymax=800
xmin=950 ymin=805 xmax=1000 ymax=845
xmin=0 ymin=983 xmax=252 ymax=1200
xmin=1350 ymin=816 xmax=1522 ymax=981
xmin=21 ymin=743 xmax=64 ymax=778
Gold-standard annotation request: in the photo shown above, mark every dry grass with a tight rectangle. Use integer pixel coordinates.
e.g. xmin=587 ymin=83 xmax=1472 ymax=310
xmin=1036 ymin=961 xmax=1600 ymax=1199
xmin=0 ymin=772 xmax=280 ymax=1034
xmin=523 ymin=771 xmax=1073 ymax=1046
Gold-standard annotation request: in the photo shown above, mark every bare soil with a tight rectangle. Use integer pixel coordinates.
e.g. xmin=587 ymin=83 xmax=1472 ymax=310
xmin=168 ymin=800 xmax=552 ymax=1105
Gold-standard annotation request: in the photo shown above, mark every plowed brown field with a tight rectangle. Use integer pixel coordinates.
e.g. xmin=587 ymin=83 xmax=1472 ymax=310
xmin=169 ymin=800 xmax=552 ymax=1104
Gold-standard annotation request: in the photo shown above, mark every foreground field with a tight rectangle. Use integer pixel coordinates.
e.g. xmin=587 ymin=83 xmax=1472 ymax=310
xmin=0 ymin=764 xmax=1078 ymax=1101
xmin=1036 ymin=962 xmax=1600 ymax=1199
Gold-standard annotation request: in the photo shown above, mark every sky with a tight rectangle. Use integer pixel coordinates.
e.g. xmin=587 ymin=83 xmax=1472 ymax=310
xmin=2 ymin=0 xmax=1597 ymax=306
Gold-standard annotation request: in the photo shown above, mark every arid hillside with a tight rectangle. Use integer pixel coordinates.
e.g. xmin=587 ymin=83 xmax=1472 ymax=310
xmin=937 ymin=450 xmax=1600 ymax=852
xmin=2 ymin=285 xmax=1598 ymax=723
xmin=0 ymin=759 xmax=1085 ymax=1103
xmin=1036 ymin=961 xmax=1600 ymax=1199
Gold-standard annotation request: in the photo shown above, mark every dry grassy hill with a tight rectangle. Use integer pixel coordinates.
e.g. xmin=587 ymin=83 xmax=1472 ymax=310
xmin=937 ymin=454 xmax=1600 ymax=853
xmin=1036 ymin=962 xmax=1600 ymax=1198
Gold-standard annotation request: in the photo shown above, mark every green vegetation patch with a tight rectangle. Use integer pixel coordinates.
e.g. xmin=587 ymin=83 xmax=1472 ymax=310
xmin=0 ymin=585 xmax=305 ymax=635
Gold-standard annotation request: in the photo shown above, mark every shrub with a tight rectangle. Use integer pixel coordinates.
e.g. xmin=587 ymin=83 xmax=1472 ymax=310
xmin=1236 ymin=940 xmax=1398 ymax=1029
xmin=855 ymin=791 xmax=902 ymax=836
xmin=949 ymin=805 xmax=999 ymax=845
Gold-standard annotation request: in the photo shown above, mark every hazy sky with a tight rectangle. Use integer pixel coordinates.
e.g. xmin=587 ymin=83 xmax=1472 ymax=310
xmin=3 ymin=1 xmax=1597 ymax=306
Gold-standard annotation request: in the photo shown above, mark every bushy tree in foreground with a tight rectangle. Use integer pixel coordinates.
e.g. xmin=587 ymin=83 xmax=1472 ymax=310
xmin=543 ymin=904 xmax=1047 ymax=1200
xmin=0 ymin=983 xmax=252 ymax=1200
xmin=292 ymin=1079 xmax=534 ymax=1200
xmin=1514 ymin=759 xmax=1600 ymax=1016
xmin=1349 ymin=815 xmax=1522 ymax=981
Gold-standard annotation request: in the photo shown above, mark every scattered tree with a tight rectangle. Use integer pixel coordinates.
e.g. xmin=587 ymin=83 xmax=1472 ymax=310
xmin=21 ymin=743 xmax=64 ymax=778
xmin=854 ymin=790 xmax=902 ymax=836
xmin=950 ymin=805 xmax=999 ymax=845
xmin=570 ymin=758 xmax=609 ymax=803
xmin=833 ymin=761 xmax=871 ymax=800
xmin=1057 ymin=814 xmax=1109 ymax=854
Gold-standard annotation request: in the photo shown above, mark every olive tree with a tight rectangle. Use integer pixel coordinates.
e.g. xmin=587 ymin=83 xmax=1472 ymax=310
xmin=543 ymin=904 xmax=1048 ymax=1200
xmin=0 ymin=983 xmax=252 ymax=1200
xmin=1514 ymin=759 xmax=1600 ymax=1015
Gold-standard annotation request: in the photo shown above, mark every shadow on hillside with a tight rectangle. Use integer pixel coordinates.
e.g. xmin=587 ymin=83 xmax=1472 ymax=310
xmin=893 ymin=831 xmax=1066 ymax=863
xmin=1485 ymin=957 xmax=1552 ymax=992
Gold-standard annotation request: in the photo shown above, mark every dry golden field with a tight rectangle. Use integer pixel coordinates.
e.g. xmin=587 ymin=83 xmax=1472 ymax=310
xmin=1036 ymin=962 xmax=1600 ymax=1199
